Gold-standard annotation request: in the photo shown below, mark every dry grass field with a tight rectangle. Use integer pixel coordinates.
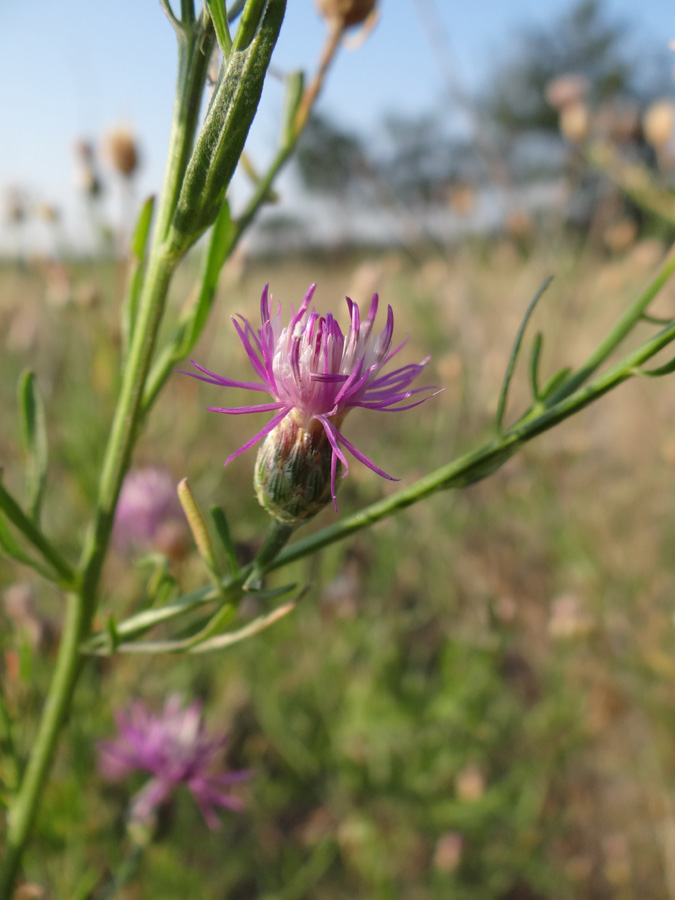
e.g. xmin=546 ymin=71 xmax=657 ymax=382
xmin=3 ymin=234 xmax=675 ymax=898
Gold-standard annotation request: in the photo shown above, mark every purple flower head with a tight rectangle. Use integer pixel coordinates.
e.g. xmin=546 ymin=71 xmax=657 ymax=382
xmin=113 ymin=466 xmax=188 ymax=557
xmin=98 ymin=695 xmax=251 ymax=830
xmin=184 ymin=285 xmax=437 ymax=516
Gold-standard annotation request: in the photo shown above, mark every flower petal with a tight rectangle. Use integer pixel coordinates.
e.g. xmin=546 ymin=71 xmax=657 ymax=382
xmin=223 ymin=407 xmax=291 ymax=466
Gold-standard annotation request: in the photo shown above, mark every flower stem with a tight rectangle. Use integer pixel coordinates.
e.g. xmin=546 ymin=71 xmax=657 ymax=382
xmin=0 ymin=20 xmax=213 ymax=893
xmin=270 ymin=307 xmax=675 ymax=573
xmin=244 ymin=520 xmax=296 ymax=589
xmin=0 ymin=593 xmax=85 ymax=897
xmin=546 ymin=244 xmax=675 ymax=404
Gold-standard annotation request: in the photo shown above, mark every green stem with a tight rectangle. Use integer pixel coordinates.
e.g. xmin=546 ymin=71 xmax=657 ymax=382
xmin=244 ymin=520 xmax=296 ymax=589
xmin=0 ymin=692 xmax=19 ymax=796
xmin=0 ymin=593 xmax=85 ymax=898
xmin=155 ymin=13 xmax=215 ymax=248
xmin=0 ymin=20 xmax=214 ymax=894
xmin=547 ymin=245 xmax=675 ymax=404
xmin=271 ymin=310 xmax=675 ymax=573
xmin=227 ymin=143 xmax=293 ymax=255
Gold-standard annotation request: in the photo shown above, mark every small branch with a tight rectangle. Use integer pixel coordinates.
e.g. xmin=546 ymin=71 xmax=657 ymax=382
xmin=0 ymin=480 xmax=75 ymax=586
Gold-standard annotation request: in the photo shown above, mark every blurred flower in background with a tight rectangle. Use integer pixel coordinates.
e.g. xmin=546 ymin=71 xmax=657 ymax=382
xmin=112 ymin=466 xmax=189 ymax=559
xmin=98 ymin=695 xmax=251 ymax=830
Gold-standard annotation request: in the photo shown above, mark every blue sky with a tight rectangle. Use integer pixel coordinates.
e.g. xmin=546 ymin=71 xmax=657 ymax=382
xmin=1 ymin=0 xmax=673 ymax=249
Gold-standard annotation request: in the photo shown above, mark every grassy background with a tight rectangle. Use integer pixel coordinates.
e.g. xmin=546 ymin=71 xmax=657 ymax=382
xmin=3 ymin=234 xmax=675 ymax=898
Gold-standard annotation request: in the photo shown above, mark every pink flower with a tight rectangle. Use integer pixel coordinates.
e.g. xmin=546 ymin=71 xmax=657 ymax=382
xmin=183 ymin=284 xmax=437 ymax=509
xmin=98 ymin=695 xmax=251 ymax=830
xmin=112 ymin=466 xmax=188 ymax=557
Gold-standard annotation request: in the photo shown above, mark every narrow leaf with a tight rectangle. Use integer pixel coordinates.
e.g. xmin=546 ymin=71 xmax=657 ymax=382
xmin=18 ymin=371 xmax=48 ymax=522
xmin=190 ymin=596 xmax=300 ymax=653
xmin=281 ymin=70 xmax=304 ymax=148
xmin=540 ymin=367 xmax=572 ymax=401
xmin=639 ymin=354 xmax=675 ymax=377
xmin=206 ymin=0 xmax=232 ymax=56
xmin=177 ymin=478 xmax=219 ymax=576
xmin=122 ymin=195 xmax=155 ymax=355
xmin=495 ymin=276 xmax=554 ymax=433
xmin=185 ymin=601 xmax=238 ymax=647
xmin=0 ymin=478 xmax=74 ymax=584
xmin=529 ymin=332 xmax=543 ymax=401
xmin=0 ymin=514 xmax=56 ymax=582
xmin=210 ymin=504 xmax=239 ymax=575
xmin=142 ymin=200 xmax=231 ymax=410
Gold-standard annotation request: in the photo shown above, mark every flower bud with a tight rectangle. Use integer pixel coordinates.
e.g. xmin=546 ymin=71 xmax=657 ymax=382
xmin=254 ymin=418 xmax=340 ymax=524
xmin=316 ymin=0 xmax=376 ymax=28
xmin=167 ymin=0 xmax=286 ymax=257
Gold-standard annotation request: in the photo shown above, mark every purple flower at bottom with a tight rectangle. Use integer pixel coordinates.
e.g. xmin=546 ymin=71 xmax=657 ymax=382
xmin=98 ymin=695 xmax=251 ymax=830
xmin=183 ymin=284 xmax=438 ymax=513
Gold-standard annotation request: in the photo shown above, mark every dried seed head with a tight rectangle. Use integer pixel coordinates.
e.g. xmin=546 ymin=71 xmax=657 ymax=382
xmin=74 ymin=163 xmax=102 ymax=198
xmin=34 ymin=203 xmax=59 ymax=223
xmin=504 ymin=210 xmax=533 ymax=241
xmin=643 ymin=100 xmax=675 ymax=149
xmin=608 ymin=103 xmax=640 ymax=143
xmin=5 ymin=188 xmax=26 ymax=224
xmin=447 ymin=182 xmax=476 ymax=217
xmin=604 ymin=218 xmax=637 ymax=254
xmin=315 ymin=0 xmax=376 ymax=28
xmin=559 ymin=102 xmax=590 ymax=143
xmin=544 ymin=74 xmax=589 ymax=111
xmin=103 ymin=125 xmax=139 ymax=177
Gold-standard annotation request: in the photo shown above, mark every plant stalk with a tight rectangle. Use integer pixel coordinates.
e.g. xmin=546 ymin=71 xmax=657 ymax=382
xmin=0 ymin=20 xmax=213 ymax=893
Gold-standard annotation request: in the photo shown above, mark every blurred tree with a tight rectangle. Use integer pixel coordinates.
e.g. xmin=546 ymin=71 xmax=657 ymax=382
xmin=485 ymin=0 xmax=664 ymax=137
xmin=375 ymin=114 xmax=476 ymax=206
xmin=294 ymin=112 xmax=371 ymax=196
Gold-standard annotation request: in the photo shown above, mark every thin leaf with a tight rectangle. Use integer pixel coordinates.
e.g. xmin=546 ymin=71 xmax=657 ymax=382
xmin=18 ymin=371 xmax=48 ymax=522
xmin=539 ymin=367 xmax=572 ymax=401
xmin=177 ymin=478 xmax=219 ymax=576
xmin=209 ymin=504 xmax=239 ymax=575
xmin=190 ymin=595 xmax=301 ymax=653
xmin=142 ymin=199 xmax=231 ymax=411
xmin=206 ymin=0 xmax=232 ymax=56
xmin=184 ymin=601 xmax=238 ymax=647
xmin=122 ymin=195 xmax=155 ymax=356
xmin=529 ymin=332 xmax=543 ymax=401
xmin=639 ymin=354 xmax=675 ymax=377
xmin=281 ymin=70 xmax=304 ymax=149
xmin=495 ymin=276 xmax=554 ymax=433
xmin=0 ymin=514 xmax=57 ymax=582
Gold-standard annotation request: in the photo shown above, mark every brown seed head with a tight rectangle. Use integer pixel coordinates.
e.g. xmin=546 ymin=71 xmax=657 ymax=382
xmin=75 ymin=165 xmax=102 ymax=198
xmin=103 ymin=125 xmax=139 ymax=177
xmin=559 ymin=102 xmax=590 ymax=143
xmin=544 ymin=74 xmax=589 ymax=111
xmin=5 ymin=188 xmax=26 ymax=224
xmin=643 ymin=100 xmax=675 ymax=149
xmin=34 ymin=203 xmax=59 ymax=223
xmin=316 ymin=0 xmax=376 ymax=28
xmin=604 ymin=218 xmax=637 ymax=254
